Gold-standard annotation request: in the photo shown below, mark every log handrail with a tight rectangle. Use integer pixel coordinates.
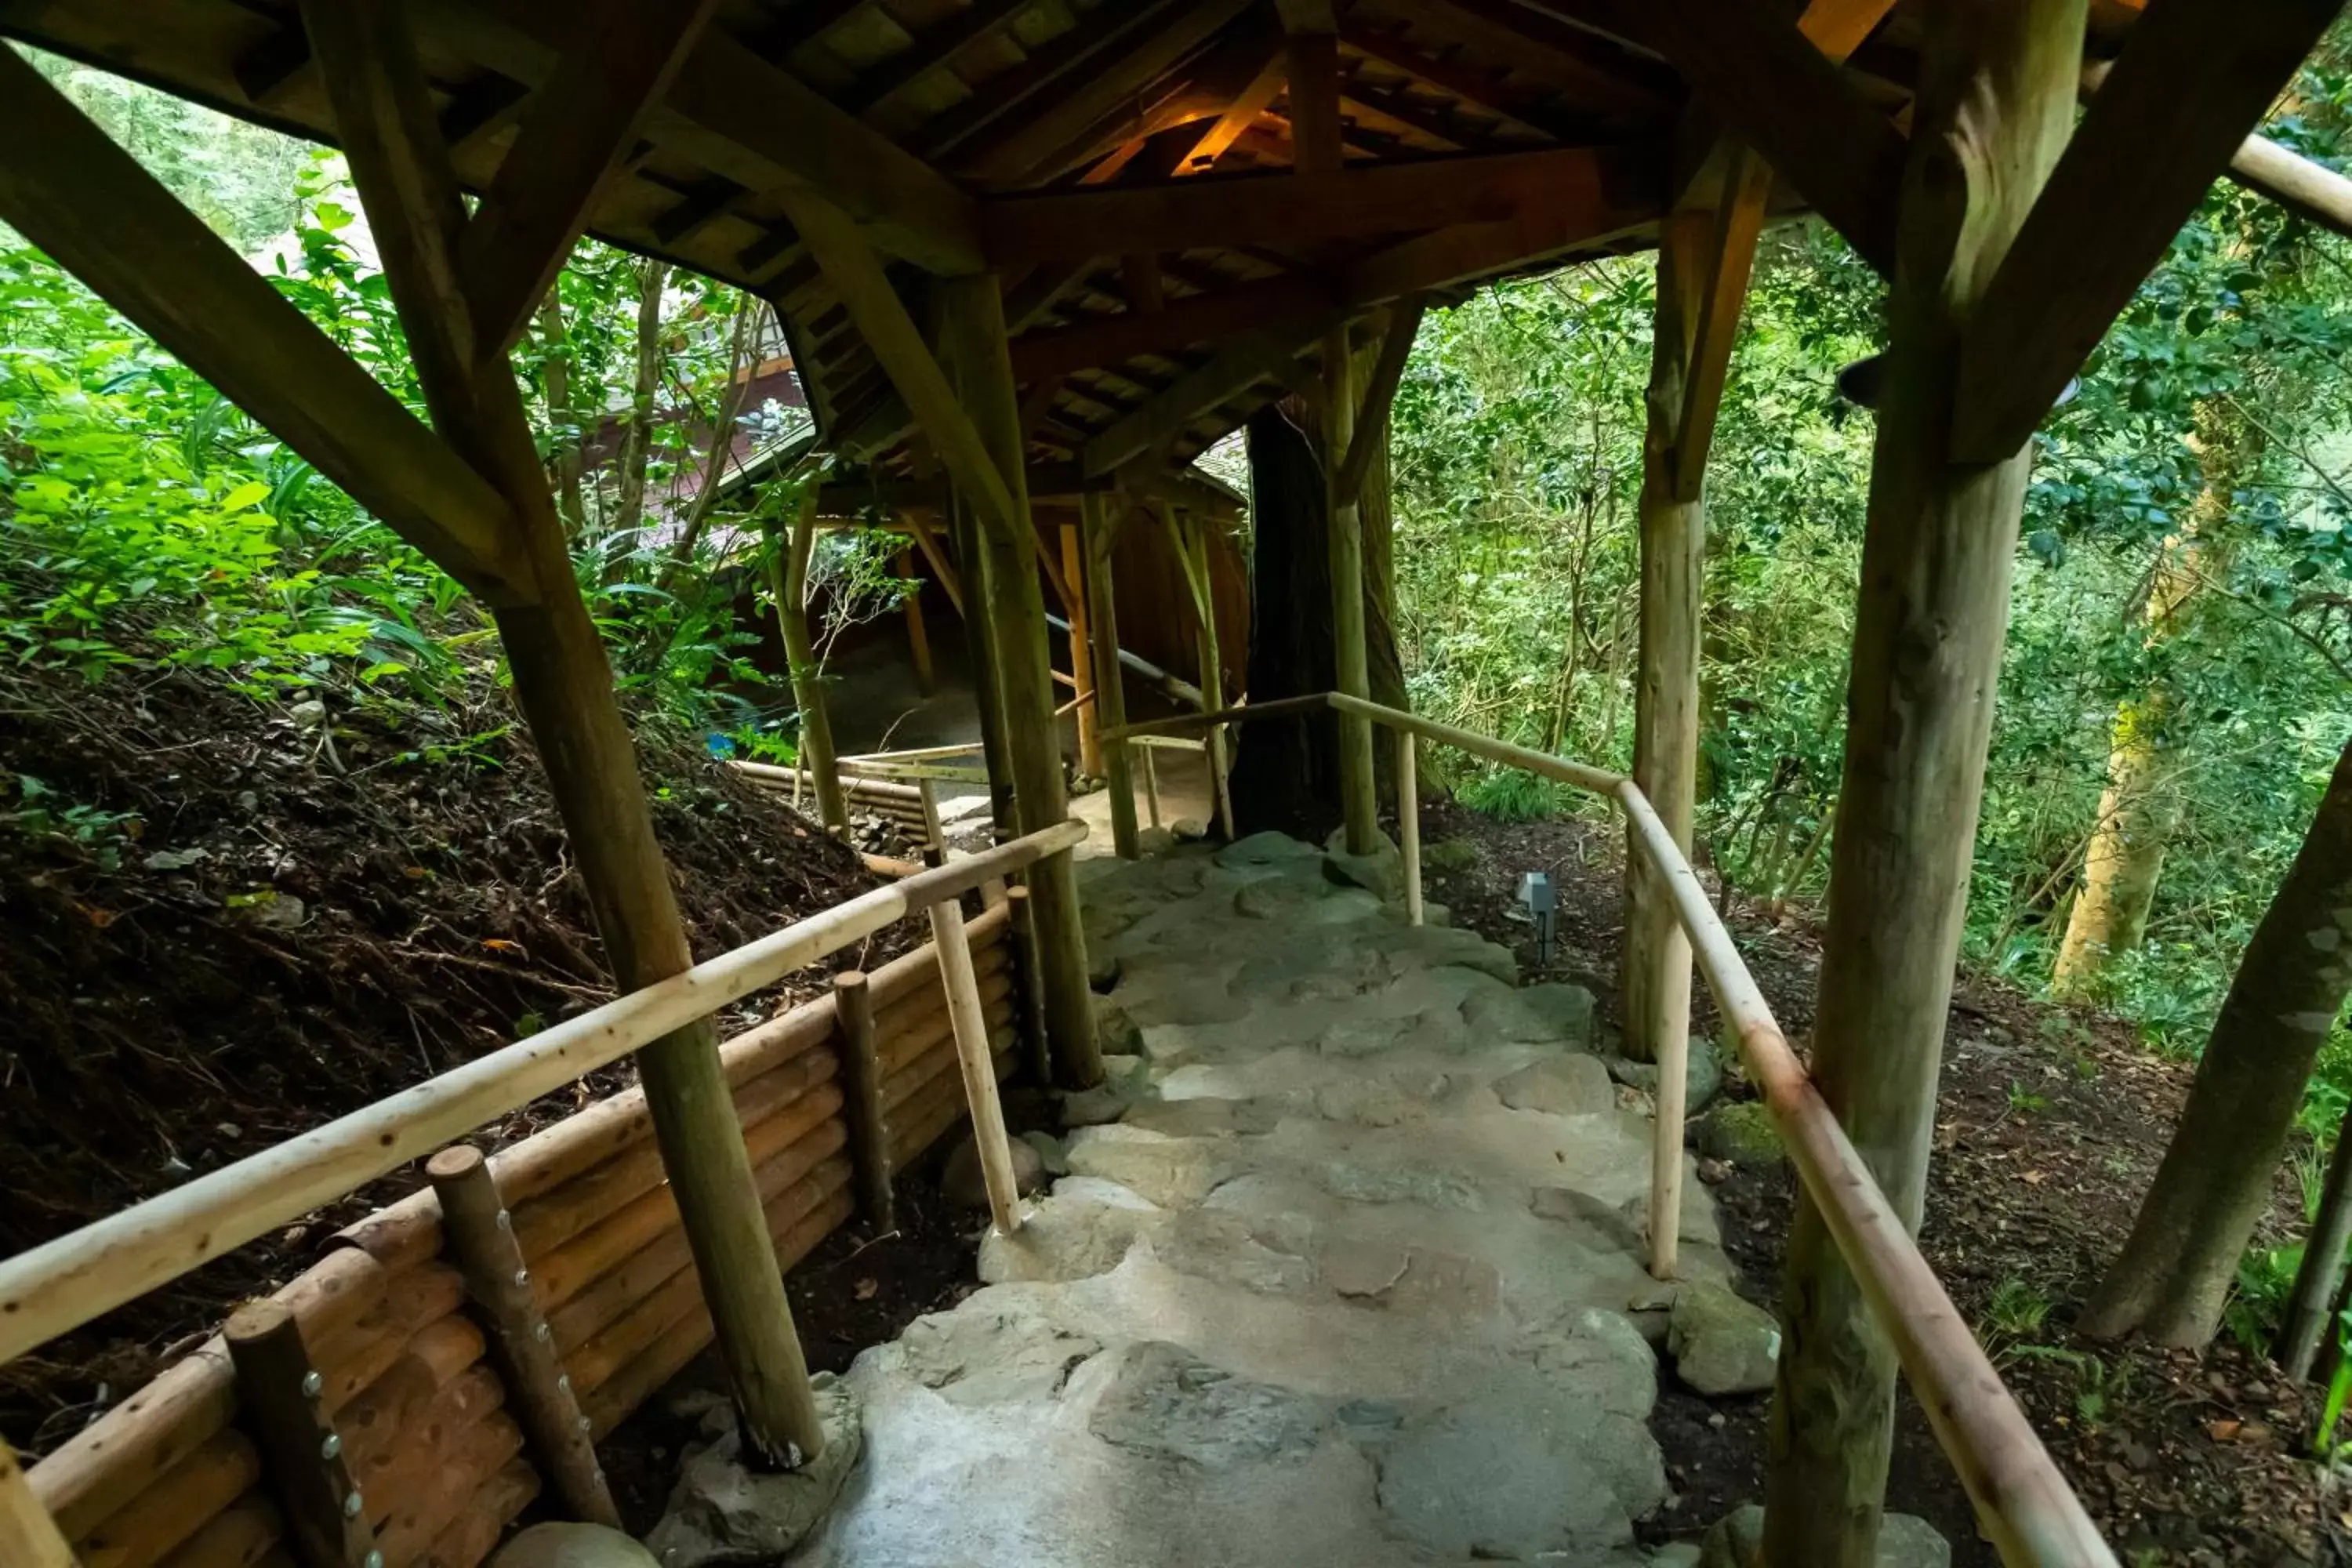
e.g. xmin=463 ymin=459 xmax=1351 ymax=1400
xmin=1107 ymin=692 xmax=2115 ymax=1568
xmin=0 ymin=818 xmax=1086 ymax=1370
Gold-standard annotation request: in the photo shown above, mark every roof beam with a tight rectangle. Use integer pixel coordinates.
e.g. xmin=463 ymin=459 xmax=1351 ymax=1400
xmin=1334 ymin=295 xmax=1426 ymax=506
xmin=1081 ymin=317 xmax=1345 ymax=475
xmin=1416 ymin=0 xmax=1671 ymax=121
xmin=1638 ymin=0 xmax=1904 ymax=274
xmin=405 ymin=0 xmax=982 ymax=274
xmin=0 ymin=46 xmax=528 ymax=604
xmin=1011 ymin=271 xmax=1337 ymax=379
xmin=984 ymin=145 xmax=1655 ymax=264
xmin=1953 ymin=0 xmax=2340 ymax=462
xmin=1672 ymin=149 xmax=1772 ymax=502
xmin=848 ymin=0 xmax=1034 ymax=118
xmin=1175 ymin=45 xmax=1288 ymax=174
xmin=459 ymin=0 xmax=718 ymax=357
xmin=1338 ymin=27 xmax=1579 ymax=142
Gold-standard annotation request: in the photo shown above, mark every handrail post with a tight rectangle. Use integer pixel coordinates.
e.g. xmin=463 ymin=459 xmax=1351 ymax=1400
xmin=1140 ymin=743 xmax=1162 ymax=829
xmin=427 ymin=1145 xmax=625 ymax=1517
xmin=1396 ymin=731 xmax=1423 ymax=926
xmin=224 ymin=1300 xmax=380 ymax=1568
xmin=927 ymin=891 xmax=1024 ymax=1235
xmin=830 ymin=972 xmax=898 ymax=1232
xmin=2 ymin=1440 xmax=74 ymax=1568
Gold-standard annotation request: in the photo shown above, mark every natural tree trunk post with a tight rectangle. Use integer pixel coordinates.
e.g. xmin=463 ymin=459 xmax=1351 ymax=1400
xmin=937 ymin=273 xmax=1102 ymax=1087
xmin=771 ymin=492 xmax=849 ymax=840
xmin=928 ymin=892 xmax=1024 ymax=1235
xmin=223 ymin=1301 xmax=379 ymax=1568
xmin=829 ymin=971 xmax=898 ymax=1232
xmin=1324 ymin=326 xmax=1379 ymax=855
xmin=1080 ymin=493 xmax=1141 ymax=858
xmin=425 ymin=1145 xmax=618 ymax=1526
xmin=2084 ymin=735 xmax=2352 ymax=1345
xmin=1763 ymin=5 xmax=2084 ymax=1562
xmin=897 ymin=546 xmax=935 ymax=696
xmin=303 ymin=3 xmax=827 ymax=1468
xmin=1 ymin=1439 xmax=72 ymax=1568
xmin=1060 ymin=520 xmax=1102 ymax=779
xmin=917 ymin=775 xmax=946 ymax=854
xmin=1142 ymin=746 xmax=1163 ymax=829
xmin=2281 ymin=1116 xmax=2352 ymax=1381
xmin=1397 ymin=734 xmax=1422 ymax=926
xmin=535 ymin=291 xmax=588 ymax=538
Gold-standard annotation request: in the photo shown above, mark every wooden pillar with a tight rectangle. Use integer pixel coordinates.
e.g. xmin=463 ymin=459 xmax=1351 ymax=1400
xmin=1080 ymin=493 xmax=1141 ymax=858
xmin=937 ymin=273 xmax=1102 ymax=1088
xmin=1623 ymin=154 xmax=1770 ymax=1072
xmin=946 ymin=495 xmax=1018 ymax=838
xmin=302 ymin=0 xmax=825 ymax=1468
xmin=772 ymin=492 xmax=850 ymax=839
xmin=426 ymin=1145 xmax=617 ymax=1526
xmin=1397 ymin=735 xmax=1422 ymax=926
xmin=830 ymin=971 xmax=897 ymax=1230
xmin=1324 ymin=325 xmax=1379 ymax=855
xmin=1762 ymin=4 xmax=2083 ymax=1562
xmin=1184 ymin=514 xmax=1237 ymax=841
xmin=1060 ymin=521 xmax=1102 ymax=778
xmin=2 ymin=1440 xmax=74 ymax=1568
xmin=224 ymin=1301 xmax=379 ymax=1568
xmin=897 ymin=546 xmax=935 ymax=695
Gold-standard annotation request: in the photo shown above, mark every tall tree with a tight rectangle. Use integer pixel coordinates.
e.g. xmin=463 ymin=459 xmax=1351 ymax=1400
xmin=610 ymin=256 xmax=669 ymax=539
xmin=2053 ymin=402 xmax=2249 ymax=996
xmin=2083 ymin=732 xmax=2352 ymax=1344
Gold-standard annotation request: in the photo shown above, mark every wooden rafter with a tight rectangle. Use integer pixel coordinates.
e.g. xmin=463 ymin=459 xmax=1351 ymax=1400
xmin=1339 ymin=26 xmax=1580 ymax=142
xmin=848 ymin=0 xmax=1036 ymax=118
xmin=1176 ymin=46 xmax=1289 ymax=175
xmin=920 ymin=0 xmax=1196 ymax=162
xmin=1081 ymin=317 xmax=1344 ymax=475
xmin=1639 ymin=0 xmax=1904 ymax=275
xmin=1415 ymin=0 xmax=1671 ymax=121
xmin=1011 ymin=272 xmax=1336 ymax=379
xmin=984 ymin=145 xmax=1654 ymax=264
xmin=1671 ymin=148 xmax=1773 ymax=502
xmin=0 ymin=46 xmax=528 ymax=603
xmin=459 ymin=0 xmax=718 ymax=358
xmin=1951 ymin=0 xmax=2341 ymax=461
xmin=1334 ymin=295 xmax=1428 ymax=506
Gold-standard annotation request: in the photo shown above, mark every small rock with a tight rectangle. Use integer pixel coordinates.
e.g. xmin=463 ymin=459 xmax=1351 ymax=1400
xmin=1603 ymin=1036 xmax=1722 ymax=1113
xmin=1493 ymin=1055 xmax=1615 ymax=1116
xmin=1018 ymin=1129 xmax=1071 ymax=1177
xmin=646 ymin=1376 xmax=862 ymax=1566
xmin=144 ymin=847 xmax=209 ymax=871
xmin=1699 ymin=1503 xmax=1948 ymax=1568
xmin=1323 ymin=825 xmax=1406 ymax=903
xmin=492 ymin=1523 xmax=658 ymax=1568
xmin=941 ymin=1133 xmax=1047 ymax=1210
xmin=1706 ymin=1412 xmax=1726 ymax=1431
xmin=1420 ymin=837 xmax=1481 ymax=872
xmin=1170 ymin=817 xmax=1209 ymax=841
xmin=1667 ymin=1283 xmax=1781 ymax=1397
xmin=289 ymin=699 xmax=327 ymax=729
xmin=1697 ymin=1157 xmax=1732 ymax=1185
xmin=1692 ymin=1102 xmax=1781 ymax=1170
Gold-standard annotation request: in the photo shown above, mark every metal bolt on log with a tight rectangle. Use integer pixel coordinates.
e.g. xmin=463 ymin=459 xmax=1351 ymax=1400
xmin=224 ymin=1299 xmax=381 ymax=1568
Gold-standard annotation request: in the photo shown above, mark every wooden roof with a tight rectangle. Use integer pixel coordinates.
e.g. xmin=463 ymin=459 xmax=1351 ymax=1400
xmin=0 ymin=0 xmax=2155 ymax=488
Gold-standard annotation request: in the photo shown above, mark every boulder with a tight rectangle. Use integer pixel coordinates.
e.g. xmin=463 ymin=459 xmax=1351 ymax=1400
xmin=1323 ymin=825 xmax=1406 ymax=904
xmin=1493 ymin=1054 xmax=1616 ymax=1116
xmin=1421 ymin=837 xmax=1481 ymax=872
xmin=1699 ymin=1504 xmax=1947 ymax=1568
xmin=941 ymin=1133 xmax=1047 ymax=1210
xmin=1692 ymin=1102 xmax=1781 ymax=1169
xmin=1606 ymin=1036 xmax=1722 ymax=1114
xmin=1667 ymin=1283 xmax=1780 ymax=1396
xmin=646 ymin=1377 xmax=862 ymax=1566
xmin=491 ymin=1523 xmax=658 ymax=1568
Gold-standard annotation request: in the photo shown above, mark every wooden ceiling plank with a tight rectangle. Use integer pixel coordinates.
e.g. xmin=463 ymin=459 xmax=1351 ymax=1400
xmin=1339 ymin=27 xmax=1576 ymax=141
xmin=960 ymin=0 xmax=1261 ymax=186
xmin=1414 ymin=0 xmax=1669 ymax=120
xmin=1952 ymin=0 xmax=2340 ymax=461
xmin=1638 ymin=0 xmax=1904 ymax=274
xmin=1010 ymin=270 xmax=1336 ymax=379
xmin=982 ymin=144 xmax=1647 ymax=264
xmin=460 ymin=0 xmax=720 ymax=356
xmin=917 ymin=0 xmax=1196 ymax=162
xmin=1081 ymin=317 xmax=1342 ymax=475
xmin=849 ymin=0 xmax=1035 ymax=118
xmin=0 ymin=45 xmax=526 ymax=603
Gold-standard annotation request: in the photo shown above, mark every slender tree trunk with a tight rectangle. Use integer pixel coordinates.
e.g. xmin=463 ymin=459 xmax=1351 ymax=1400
xmin=535 ymin=291 xmax=588 ymax=538
xmin=611 ymin=257 xmax=667 ymax=539
xmin=2053 ymin=401 xmax=2244 ymax=996
xmin=2083 ymin=735 xmax=2352 ymax=1345
xmin=1232 ymin=402 xmax=1341 ymax=840
xmin=1762 ymin=5 xmax=2082 ymax=1562
xmin=2281 ymin=1113 xmax=2352 ymax=1381
xmin=768 ymin=492 xmax=848 ymax=839
xmin=662 ymin=303 xmax=760 ymax=586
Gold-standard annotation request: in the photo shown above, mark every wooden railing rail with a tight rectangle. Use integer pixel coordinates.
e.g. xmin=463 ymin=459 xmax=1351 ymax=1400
xmin=0 ymin=818 xmax=1084 ymax=1370
xmin=1102 ymin=693 xmax=2115 ymax=1568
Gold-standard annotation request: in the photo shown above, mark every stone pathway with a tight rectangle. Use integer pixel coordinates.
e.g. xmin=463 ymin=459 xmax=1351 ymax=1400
xmin=794 ymin=831 xmax=1743 ymax=1566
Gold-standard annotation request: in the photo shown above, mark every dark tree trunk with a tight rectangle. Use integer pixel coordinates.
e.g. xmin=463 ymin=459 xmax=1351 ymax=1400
xmin=1230 ymin=394 xmax=1404 ymax=841
xmin=2083 ymin=734 xmax=2352 ymax=1346
xmin=2280 ymin=1112 xmax=2352 ymax=1380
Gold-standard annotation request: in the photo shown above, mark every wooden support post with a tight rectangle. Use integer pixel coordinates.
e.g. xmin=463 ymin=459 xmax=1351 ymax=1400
xmin=1 ymin=1440 xmax=74 ymax=1568
xmin=937 ymin=274 xmax=1102 ymax=1088
xmin=945 ymin=497 xmax=1018 ymax=838
xmin=897 ymin=547 xmax=935 ymax=695
xmin=1182 ymin=515 xmax=1237 ymax=842
xmin=1762 ymin=3 xmax=2083 ymax=1561
xmin=303 ymin=0 xmax=826 ymax=1469
xmin=927 ymin=894 xmax=1024 ymax=1234
xmin=829 ymin=973 xmax=897 ymax=1230
xmin=917 ymin=776 xmax=946 ymax=853
xmin=1397 ymin=734 xmax=1422 ymax=927
xmin=1003 ymin=882 xmax=1051 ymax=1083
xmin=425 ymin=1145 xmax=618 ymax=1526
xmin=1142 ymin=745 xmax=1163 ymax=829
xmin=1061 ymin=521 xmax=1102 ymax=778
xmin=1079 ymin=495 xmax=1140 ymax=859
xmin=773 ymin=492 xmax=850 ymax=840
xmin=223 ymin=1301 xmax=378 ymax=1568
xmin=1324 ymin=325 xmax=1379 ymax=855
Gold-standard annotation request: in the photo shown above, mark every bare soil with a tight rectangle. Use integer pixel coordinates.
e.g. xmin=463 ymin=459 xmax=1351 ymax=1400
xmin=0 ymin=648 xmax=916 ymax=1461
xmin=1414 ymin=795 xmax=2352 ymax=1568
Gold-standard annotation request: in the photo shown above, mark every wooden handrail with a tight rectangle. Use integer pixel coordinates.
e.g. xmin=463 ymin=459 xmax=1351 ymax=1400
xmin=0 ymin=818 xmax=1086 ymax=1367
xmin=1105 ymin=694 xmax=2115 ymax=1567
